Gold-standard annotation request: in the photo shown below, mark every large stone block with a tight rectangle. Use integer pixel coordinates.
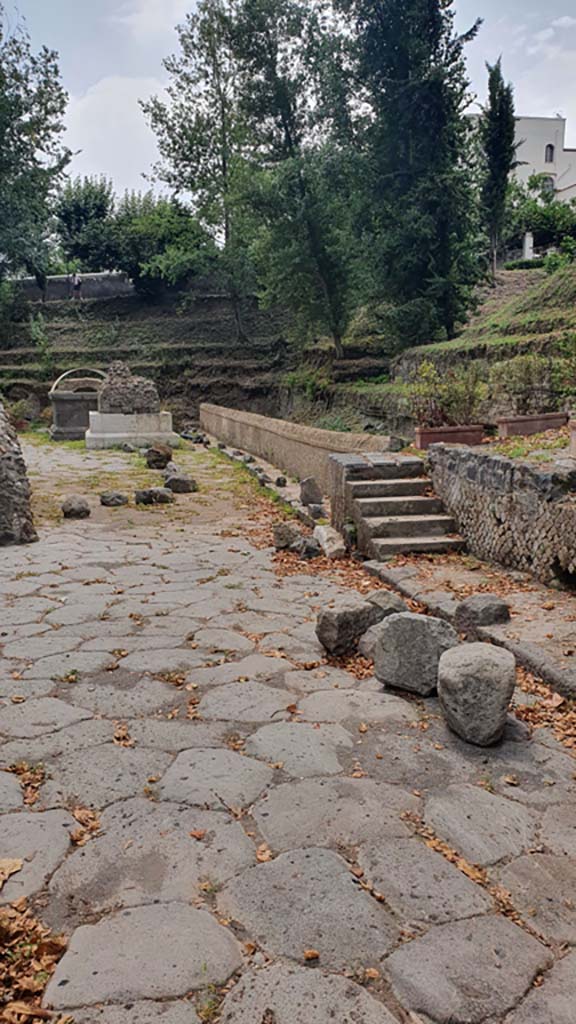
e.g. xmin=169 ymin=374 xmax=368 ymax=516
xmin=0 ymin=401 xmax=37 ymax=545
xmin=315 ymin=596 xmax=389 ymax=656
xmin=438 ymin=642 xmax=516 ymax=746
xmin=373 ymin=612 xmax=459 ymax=695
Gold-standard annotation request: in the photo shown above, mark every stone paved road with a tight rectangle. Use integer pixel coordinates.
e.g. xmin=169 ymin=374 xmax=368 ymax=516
xmin=1 ymin=443 xmax=575 ymax=1023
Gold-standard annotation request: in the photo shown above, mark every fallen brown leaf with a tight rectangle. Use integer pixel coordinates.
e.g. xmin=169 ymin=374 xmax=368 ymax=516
xmin=0 ymin=859 xmax=23 ymax=890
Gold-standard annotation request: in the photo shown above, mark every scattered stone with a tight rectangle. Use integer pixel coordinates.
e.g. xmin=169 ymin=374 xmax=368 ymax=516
xmin=341 ymin=522 xmax=357 ymax=550
xmin=218 ymin=441 xmax=226 ymax=450
xmin=455 ymin=593 xmax=511 ymax=633
xmin=61 ymin=496 xmax=91 ymax=519
xmin=291 ymin=535 xmax=322 ymax=560
xmin=425 ymin=783 xmax=535 ymax=866
xmin=134 ymin=488 xmax=174 ymax=505
xmin=158 ymin=748 xmax=273 ymax=808
xmin=384 ymin=916 xmax=552 ymax=1024
xmin=315 ymin=595 xmax=389 ymax=656
xmin=218 ymin=848 xmax=398 ymax=970
xmin=253 ymin=778 xmax=418 ymax=852
xmin=219 ymin=964 xmax=395 ymax=1024
xmin=273 ymin=522 xmax=302 ymax=550
xmin=44 ymin=905 xmax=242 ymax=1008
xmin=243 ymin=455 xmax=255 ymax=465
xmin=100 ymin=361 xmax=160 ymax=415
xmin=438 ymin=642 xmax=516 ymax=746
xmin=162 ymin=461 xmax=179 ymax=478
xmin=300 ymin=477 xmax=323 ymax=505
xmin=307 ymin=504 xmax=326 ymax=520
xmin=313 ymin=525 xmax=346 ymax=559
xmin=145 ymin=444 xmax=173 ymax=470
xmin=100 ymin=491 xmax=129 ymax=508
xmin=275 ymin=476 xmax=287 ymax=488
xmin=0 ymin=810 xmax=75 ymax=904
xmin=373 ymin=612 xmax=459 ymax=696
xmin=0 ymin=399 xmax=38 ymax=545
xmin=164 ymin=474 xmax=197 ymax=494
xmin=358 ymin=838 xmax=492 ymax=925
xmin=358 ymin=593 xmax=406 ymax=657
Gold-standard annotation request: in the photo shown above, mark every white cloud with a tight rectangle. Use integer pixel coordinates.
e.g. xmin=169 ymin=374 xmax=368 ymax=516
xmin=112 ymin=0 xmax=193 ymax=40
xmin=65 ymin=76 xmax=168 ymax=194
xmin=552 ymin=16 xmax=576 ymax=30
xmin=533 ymin=27 xmax=555 ymax=43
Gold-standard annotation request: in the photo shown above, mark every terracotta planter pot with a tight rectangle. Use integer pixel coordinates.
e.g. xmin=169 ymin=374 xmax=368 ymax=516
xmin=414 ymin=424 xmax=485 ymax=450
xmin=570 ymin=420 xmax=576 ymax=458
xmin=497 ymin=411 xmax=569 ymax=439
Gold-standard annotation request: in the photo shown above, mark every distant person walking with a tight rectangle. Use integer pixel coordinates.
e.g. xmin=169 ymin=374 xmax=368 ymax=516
xmin=72 ymin=272 xmax=83 ymax=301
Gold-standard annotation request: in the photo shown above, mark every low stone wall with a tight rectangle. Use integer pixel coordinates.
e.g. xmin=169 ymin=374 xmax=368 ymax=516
xmin=0 ymin=402 xmax=38 ymax=545
xmin=200 ymin=403 xmax=394 ymax=493
xmin=429 ymin=445 xmax=576 ymax=585
xmin=14 ymin=272 xmax=134 ymax=302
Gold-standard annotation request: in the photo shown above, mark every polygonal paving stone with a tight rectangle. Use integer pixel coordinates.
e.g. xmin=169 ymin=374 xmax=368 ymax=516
xmin=48 ymin=798 xmax=255 ymax=928
xmin=254 ymin=777 xmax=418 ymax=852
xmin=218 ymin=847 xmax=399 ymax=970
xmin=44 ymin=904 xmax=242 ymax=1009
xmin=188 ymin=654 xmax=289 ymax=688
xmin=260 ymin=632 xmax=324 ymax=662
xmin=219 ymin=963 xmax=396 ymax=1023
xmin=425 ymin=784 xmax=536 ymax=866
xmin=0 ymin=810 xmax=75 ymax=904
xmin=158 ymin=748 xmax=273 ymax=809
xmin=358 ymin=838 xmax=492 ymax=925
xmin=363 ymin=731 xmax=465 ymax=791
xmin=283 ymin=667 xmax=357 ymax=694
xmin=2 ymin=634 xmax=81 ymax=660
xmin=120 ymin=649 xmax=207 ymax=674
xmin=384 ymin=916 xmax=552 ymax=1024
xmin=197 ymin=681 xmax=291 ymax=723
xmin=0 ymin=720 xmax=113 ymax=766
xmin=298 ymin=689 xmax=415 ymax=725
xmin=65 ymin=1002 xmax=200 ymax=1024
xmin=0 ymin=770 xmax=23 ymax=811
xmin=22 ymin=651 xmax=116 ymax=680
xmin=39 ymin=746 xmax=173 ymax=809
xmin=246 ymin=722 xmax=354 ymax=777
xmin=191 ymin=628 xmax=255 ymax=655
xmin=0 ymin=676 xmax=56 ymax=700
xmin=64 ymin=678 xmax=177 ymax=717
xmin=126 ymin=719 xmax=227 ymax=751
xmin=503 ymin=950 xmax=575 ymax=1023
xmin=0 ymin=697 xmax=92 ymax=739
xmin=541 ymin=801 xmax=576 ymax=856
xmin=498 ymin=854 xmax=576 ymax=944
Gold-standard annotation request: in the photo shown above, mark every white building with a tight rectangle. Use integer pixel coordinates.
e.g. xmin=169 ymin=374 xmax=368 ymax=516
xmin=514 ymin=116 xmax=576 ymax=202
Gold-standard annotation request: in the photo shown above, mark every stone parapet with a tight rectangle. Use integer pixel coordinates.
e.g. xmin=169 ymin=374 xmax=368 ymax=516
xmin=429 ymin=444 xmax=576 ymax=585
xmin=200 ymin=403 xmax=395 ymax=493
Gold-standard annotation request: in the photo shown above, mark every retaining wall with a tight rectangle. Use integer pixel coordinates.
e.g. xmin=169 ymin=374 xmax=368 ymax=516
xmin=14 ymin=272 xmax=134 ymax=302
xmin=199 ymin=403 xmax=394 ymax=493
xmin=429 ymin=445 xmax=576 ymax=585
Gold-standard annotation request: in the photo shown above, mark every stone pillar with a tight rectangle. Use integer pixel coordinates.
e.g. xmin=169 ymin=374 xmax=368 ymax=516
xmin=0 ymin=401 xmax=38 ymax=545
xmin=522 ymin=231 xmax=535 ymax=261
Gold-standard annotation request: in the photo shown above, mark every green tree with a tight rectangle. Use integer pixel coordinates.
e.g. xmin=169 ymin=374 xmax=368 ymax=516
xmin=54 ymin=176 xmax=116 ymax=271
xmin=337 ymin=0 xmax=482 ymax=339
xmin=0 ymin=5 xmax=70 ymax=282
xmin=111 ymin=193 xmax=217 ymax=296
xmin=480 ymin=59 xmax=516 ymax=281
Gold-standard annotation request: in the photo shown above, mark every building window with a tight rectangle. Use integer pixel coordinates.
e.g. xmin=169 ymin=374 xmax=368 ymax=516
xmin=542 ymin=175 xmax=556 ymax=195
xmin=545 ymin=144 xmax=555 ymax=163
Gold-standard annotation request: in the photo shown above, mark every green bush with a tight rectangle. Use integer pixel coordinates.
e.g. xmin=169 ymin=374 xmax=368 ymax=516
xmin=407 ymin=360 xmax=488 ymax=427
xmin=503 ymin=259 xmax=545 ymax=271
xmin=490 ymin=354 xmax=564 ymax=414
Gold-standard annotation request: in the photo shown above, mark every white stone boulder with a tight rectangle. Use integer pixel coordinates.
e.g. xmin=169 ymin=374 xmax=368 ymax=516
xmin=373 ymin=612 xmax=459 ymax=696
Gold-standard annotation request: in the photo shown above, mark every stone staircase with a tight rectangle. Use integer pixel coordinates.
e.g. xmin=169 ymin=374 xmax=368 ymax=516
xmin=346 ymin=455 xmax=465 ymax=559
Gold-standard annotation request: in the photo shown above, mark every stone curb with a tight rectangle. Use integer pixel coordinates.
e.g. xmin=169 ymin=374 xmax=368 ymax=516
xmin=364 ymin=561 xmax=576 ymax=701
xmin=216 ymin=445 xmax=318 ymax=527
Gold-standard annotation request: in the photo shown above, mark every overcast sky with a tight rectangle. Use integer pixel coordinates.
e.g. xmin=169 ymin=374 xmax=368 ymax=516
xmin=10 ymin=0 xmax=576 ymax=194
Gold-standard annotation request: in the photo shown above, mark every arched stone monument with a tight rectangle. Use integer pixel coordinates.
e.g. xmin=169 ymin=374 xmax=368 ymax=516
xmin=85 ymin=362 xmax=180 ymax=449
xmin=49 ymin=368 xmax=105 ymax=442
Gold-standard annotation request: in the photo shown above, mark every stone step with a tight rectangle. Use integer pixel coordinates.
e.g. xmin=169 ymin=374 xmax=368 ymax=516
xmin=354 ymin=495 xmax=445 ymax=518
xmin=371 ymin=535 xmax=466 ymax=558
xmin=343 ymin=457 xmax=425 ymax=482
xmin=348 ymin=478 xmax=431 ymax=499
xmin=362 ymin=514 xmax=457 ymax=539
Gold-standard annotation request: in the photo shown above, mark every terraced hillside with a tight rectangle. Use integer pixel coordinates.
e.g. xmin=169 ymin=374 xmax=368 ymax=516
xmin=0 ymin=289 xmax=295 ymax=418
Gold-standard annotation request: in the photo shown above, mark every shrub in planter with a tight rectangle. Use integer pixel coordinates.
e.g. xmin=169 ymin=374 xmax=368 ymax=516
xmin=408 ymin=361 xmax=487 ymax=448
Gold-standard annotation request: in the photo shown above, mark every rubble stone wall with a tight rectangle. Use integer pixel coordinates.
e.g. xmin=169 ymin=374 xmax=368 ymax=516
xmin=429 ymin=444 xmax=576 ymax=585
xmin=0 ymin=401 xmax=38 ymax=545
xmin=200 ymin=403 xmax=393 ymax=493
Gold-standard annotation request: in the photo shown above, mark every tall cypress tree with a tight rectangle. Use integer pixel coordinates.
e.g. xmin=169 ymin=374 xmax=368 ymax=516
xmin=480 ymin=59 xmax=516 ymax=282
xmin=339 ymin=0 xmax=481 ymax=339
